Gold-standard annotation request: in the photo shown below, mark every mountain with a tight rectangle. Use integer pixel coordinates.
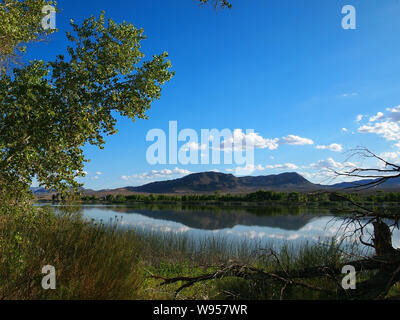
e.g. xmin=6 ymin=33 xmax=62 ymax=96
xmin=330 ymin=176 xmax=400 ymax=190
xmin=30 ymin=187 xmax=50 ymax=195
xmin=32 ymin=171 xmax=400 ymax=197
xmin=126 ymin=171 xmax=319 ymax=194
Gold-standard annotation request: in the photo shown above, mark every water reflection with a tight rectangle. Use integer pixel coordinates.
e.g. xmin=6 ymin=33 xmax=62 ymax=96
xmin=49 ymin=204 xmax=400 ymax=248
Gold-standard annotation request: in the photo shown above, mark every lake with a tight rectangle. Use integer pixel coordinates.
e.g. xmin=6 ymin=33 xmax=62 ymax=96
xmin=47 ymin=203 xmax=400 ymax=250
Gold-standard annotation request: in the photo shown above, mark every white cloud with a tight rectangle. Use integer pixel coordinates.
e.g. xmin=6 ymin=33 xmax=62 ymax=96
xmin=280 ymin=135 xmax=314 ymax=146
xmin=315 ymin=143 xmax=343 ymax=152
xmin=358 ymin=105 xmax=400 ymax=143
xmin=89 ymin=171 xmax=102 ymax=180
xmin=234 ymin=164 xmax=265 ymax=175
xmin=230 ymin=162 xmax=300 ymax=175
xmin=356 ymin=114 xmax=363 ymax=122
xmin=358 ymin=121 xmax=400 ymax=141
xmin=377 ymin=152 xmax=400 ymax=169
xmin=121 ymin=167 xmax=192 ymax=181
xmin=181 ymin=142 xmax=207 ymax=152
xmin=342 ymin=128 xmax=348 ymax=132
xmin=218 ymin=130 xmax=314 ymax=151
xmin=309 ymin=158 xmax=356 ymax=170
xmin=265 ymin=163 xmax=298 ymax=170
xmin=387 ymin=105 xmax=400 ymax=122
xmin=369 ymin=112 xmax=384 ymax=122
xmin=379 ymin=152 xmax=399 ymax=161
xmin=304 ymin=158 xmax=358 ymax=183
xmin=342 ymin=93 xmax=358 ymax=97
xmin=220 ymin=129 xmax=279 ymax=151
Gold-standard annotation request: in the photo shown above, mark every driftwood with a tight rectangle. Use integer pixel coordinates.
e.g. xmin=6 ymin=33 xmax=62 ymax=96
xmin=151 ymin=212 xmax=400 ymax=299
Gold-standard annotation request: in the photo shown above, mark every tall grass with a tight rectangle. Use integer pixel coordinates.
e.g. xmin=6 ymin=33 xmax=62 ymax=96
xmin=0 ymin=205 xmax=363 ymax=300
xmin=0 ymin=206 xmax=141 ymax=299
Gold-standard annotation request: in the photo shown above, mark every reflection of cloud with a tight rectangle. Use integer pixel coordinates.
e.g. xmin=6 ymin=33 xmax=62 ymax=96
xmin=80 ymin=208 xmax=400 ymax=250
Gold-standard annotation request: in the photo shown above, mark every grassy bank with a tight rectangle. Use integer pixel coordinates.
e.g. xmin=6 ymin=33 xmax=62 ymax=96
xmin=1 ymin=205 xmax=396 ymax=300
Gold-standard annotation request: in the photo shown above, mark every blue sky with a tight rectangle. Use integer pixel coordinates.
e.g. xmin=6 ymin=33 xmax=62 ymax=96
xmin=27 ymin=0 xmax=400 ymax=189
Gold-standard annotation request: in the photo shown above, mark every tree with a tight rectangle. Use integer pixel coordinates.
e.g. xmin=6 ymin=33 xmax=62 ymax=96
xmin=0 ymin=11 xmax=174 ymax=198
xmin=0 ymin=0 xmax=57 ymax=73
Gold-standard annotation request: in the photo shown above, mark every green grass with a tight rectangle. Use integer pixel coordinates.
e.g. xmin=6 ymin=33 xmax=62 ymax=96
xmin=0 ymin=205 xmax=372 ymax=300
xmin=0 ymin=206 xmax=141 ymax=299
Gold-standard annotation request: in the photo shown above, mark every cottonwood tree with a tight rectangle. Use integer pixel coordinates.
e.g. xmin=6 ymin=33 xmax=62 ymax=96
xmin=154 ymin=148 xmax=400 ymax=299
xmin=0 ymin=0 xmax=231 ymax=204
xmin=0 ymin=10 xmax=174 ymax=202
xmin=0 ymin=0 xmax=57 ymax=73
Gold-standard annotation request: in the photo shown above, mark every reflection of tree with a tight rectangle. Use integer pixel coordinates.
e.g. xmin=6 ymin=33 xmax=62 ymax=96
xmin=154 ymin=148 xmax=400 ymax=299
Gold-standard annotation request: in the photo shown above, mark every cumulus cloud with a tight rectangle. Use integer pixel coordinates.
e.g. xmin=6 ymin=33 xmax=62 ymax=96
xmin=358 ymin=121 xmax=400 ymax=141
xmin=280 ymin=135 xmax=314 ymax=146
xmin=228 ymin=162 xmax=300 ymax=176
xmin=342 ymin=128 xmax=348 ymax=132
xmin=181 ymin=142 xmax=207 ymax=152
xmin=219 ymin=129 xmax=279 ymax=151
xmin=356 ymin=114 xmax=363 ymax=122
xmin=265 ymin=163 xmax=298 ymax=170
xmin=377 ymin=152 xmax=400 ymax=169
xmin=315 ymin=143 xmax=343 ymax=152
xmin=369 ymin=112 xmax=384 ymax=122
xmin=304 ymin=158 xmax=358 ymax=183
xmin=218 ymin=130 xmax=314 ymax=151
xmin=234 ymin=164 xmax=265 ymax=175
xmin=387 ymin=105 xmax=400 ymax=122
xmin=357 ymin=105 xmax=400 ymax=144
xmin=309 ymin=158 xmax=356 ymax=170
xmin=121 ymin=167 xmax=191 ymax=181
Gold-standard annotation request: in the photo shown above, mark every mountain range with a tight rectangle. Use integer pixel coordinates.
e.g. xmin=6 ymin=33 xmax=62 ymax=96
xmin=125 ymin=171 xmax=317 ymax=194
xmin=31 ymin=171 xmax=400 ymax=196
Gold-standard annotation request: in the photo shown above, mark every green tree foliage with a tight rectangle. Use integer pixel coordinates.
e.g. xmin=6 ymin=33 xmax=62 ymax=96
xmin=0 ymin=11 xmax=174 ymax=196
xmin=0 ymin=0 xmax=56 ymax=72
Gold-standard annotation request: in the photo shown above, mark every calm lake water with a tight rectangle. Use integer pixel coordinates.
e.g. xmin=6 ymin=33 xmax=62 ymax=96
xmin=47 ymin=204 xmax=400 ymax=249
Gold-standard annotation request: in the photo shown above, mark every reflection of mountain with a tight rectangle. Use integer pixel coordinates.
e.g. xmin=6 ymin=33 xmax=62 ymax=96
xmin=91 ymin=206 xmax=319 ymax=231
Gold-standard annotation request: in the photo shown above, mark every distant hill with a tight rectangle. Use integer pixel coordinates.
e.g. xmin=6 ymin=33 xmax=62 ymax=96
xmin=30 ymin=187 xmax=50 ymax=195
xmin=32 ymin=171 xmax=400 ymax=197
xmin=126 ymin=171 xmax=319 ymax=194
xmin=330 ymin=176 xmax=400 ymax=190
